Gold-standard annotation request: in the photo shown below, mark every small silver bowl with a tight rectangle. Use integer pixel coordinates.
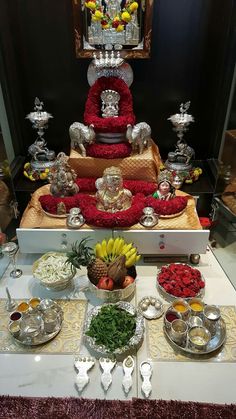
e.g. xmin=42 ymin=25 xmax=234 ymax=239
xmin=20 ymin=313 xmax=44 ymax=338
xmin=9 ymin=320 xmax=21 ymax=337
xmin=170 ymin=319 xmax=188 ymax=345
xmin=188 ymin=326 xmax=211 ymax=350
xmin=164 ymin=309 xmax=181 ymax=330
xmin=188 ymin=298 xmax=204 ymax=317
xmin=188 ymin=316 xmax=203 ymax=328
xmin=172 ymin=298 xmax=190 ymax=321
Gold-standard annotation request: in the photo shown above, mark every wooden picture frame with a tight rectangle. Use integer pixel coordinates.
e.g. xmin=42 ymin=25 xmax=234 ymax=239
xmin=72 ymin=0 xmax=154 ymax=59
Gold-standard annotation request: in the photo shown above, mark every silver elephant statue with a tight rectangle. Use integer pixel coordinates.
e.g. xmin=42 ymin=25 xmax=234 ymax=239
xmin=69 ymin=122 xmax=95 ymax=157
xmin=28 ymin=139 xmax=55 ymax=162
xmin=168 ymin=140 xmax=195 ymax=165
xmin=126 ymin=122 xmax=152 ymax=154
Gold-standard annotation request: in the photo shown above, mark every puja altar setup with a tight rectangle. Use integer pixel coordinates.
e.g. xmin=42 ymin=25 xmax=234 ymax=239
xmin=1 ymin=0 xmax=236 ymax=416
xmin=17 ymin=48 xmax=208 ymax=259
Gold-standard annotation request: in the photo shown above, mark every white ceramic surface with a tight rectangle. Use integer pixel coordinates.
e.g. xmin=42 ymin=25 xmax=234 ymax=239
xmin=0 ymin=248 xmax=236 ymax=403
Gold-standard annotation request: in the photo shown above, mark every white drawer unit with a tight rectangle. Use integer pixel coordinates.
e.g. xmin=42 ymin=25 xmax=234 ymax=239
xmin=17 ymin=228 xmax=209 ymax=255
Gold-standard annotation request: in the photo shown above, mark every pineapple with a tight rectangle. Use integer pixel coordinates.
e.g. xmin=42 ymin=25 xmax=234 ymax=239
xmin=66 ymin=238 xmax=108 ymax=285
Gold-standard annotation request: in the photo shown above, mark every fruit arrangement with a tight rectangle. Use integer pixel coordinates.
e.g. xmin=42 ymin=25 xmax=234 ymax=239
xmin=157 ymin=263 xmax=205 ymax=299
xmin=66 ymin=237 xmax=141 ymax=292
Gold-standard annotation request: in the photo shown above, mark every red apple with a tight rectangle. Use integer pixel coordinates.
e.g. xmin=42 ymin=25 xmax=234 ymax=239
xmin=97 ymin=276 xmax=114 ymax=291
xmin=122 ymin=275 xmax=135 ymax=288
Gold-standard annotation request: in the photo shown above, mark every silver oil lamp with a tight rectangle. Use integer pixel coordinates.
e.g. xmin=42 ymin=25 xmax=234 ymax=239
xmin=166 ymin=101 xmax=195 ymax=171
xmin=26 ymin=97 xmax=55 ymax=171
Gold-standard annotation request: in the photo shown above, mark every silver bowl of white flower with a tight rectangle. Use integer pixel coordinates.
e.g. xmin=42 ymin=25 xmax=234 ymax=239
xmin=33 ymin=252 xmax=76 ymax=291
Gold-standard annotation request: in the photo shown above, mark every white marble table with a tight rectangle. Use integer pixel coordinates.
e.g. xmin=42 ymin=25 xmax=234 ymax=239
xmin=0 ymin=248 xmax=236 ymax=403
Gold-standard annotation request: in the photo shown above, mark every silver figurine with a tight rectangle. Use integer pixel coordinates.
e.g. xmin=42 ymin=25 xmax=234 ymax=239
xmin=101 ymin=89 xmax=120 ymax=118
xmin=26 ymin=97 xmax=55 ymax=170
xmin=166 ymin=101 xmax=195 ymax=171
xmin=126 ymin=122 xmax=152 ymax=154
xmin=69 ymin=123 xmax=96 ymax=157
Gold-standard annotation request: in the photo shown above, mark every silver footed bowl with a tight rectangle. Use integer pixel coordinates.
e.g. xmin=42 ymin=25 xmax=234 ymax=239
xmin=89 ymin=280 xmax=136 ymax=302
xmin=84 ymin=301 xmax=144 ymax=357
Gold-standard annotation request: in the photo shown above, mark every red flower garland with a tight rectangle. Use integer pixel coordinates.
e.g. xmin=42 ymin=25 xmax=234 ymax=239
xmin=39 ymin=192 xmax=146 ymax=227
xmin=157 ymin=263 xmax=205 ymax=298
xmin=39 ymin=180 xmax=189 ymax=223
xmin=146 ymin=196 xmax=188 ymax=216
xmin=76 ymin=193 xmax=146 ymax=228
xmin=84 ymin=77 xmax=136 ymax=133
xmin=86 ymin=142 xmax=132 ymax=159
xmin=39 ymin=194 xmax=80 ymax=214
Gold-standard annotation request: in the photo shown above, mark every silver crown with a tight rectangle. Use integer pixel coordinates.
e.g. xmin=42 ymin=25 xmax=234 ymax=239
xmin=93 ymin=51 xmax=124 ymax=68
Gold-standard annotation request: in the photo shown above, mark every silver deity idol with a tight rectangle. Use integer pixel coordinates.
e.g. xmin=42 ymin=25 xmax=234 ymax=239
xmin=101 ymin=90 xmax=120 ymax=118
xmin=26 ymin=97 xmax=55 ymax=170
xmin=166 ymin=101 xmax=195 ymax=171
xmin=96 ymin=166 xmax=132 ymax=212
xmin=48 ymin=152 xmax=79 ymax=198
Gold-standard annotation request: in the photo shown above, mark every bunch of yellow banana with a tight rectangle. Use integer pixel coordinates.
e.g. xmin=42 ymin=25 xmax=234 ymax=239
xmin=94 ymin=237 xmax=141 ymax=266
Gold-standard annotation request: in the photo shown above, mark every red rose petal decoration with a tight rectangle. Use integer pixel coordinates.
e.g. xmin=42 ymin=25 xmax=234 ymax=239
xmin=157 ymin=263 xmax=204 ymax=298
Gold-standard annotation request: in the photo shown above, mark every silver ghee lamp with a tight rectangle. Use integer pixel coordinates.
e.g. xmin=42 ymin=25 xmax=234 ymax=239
xmin=166 ymin=101 xmax=195 ymax=171
xmin=139 ymin=207 xmax=159 ymax=228
xmin=26 ymin=97 xmax=55 ymax=171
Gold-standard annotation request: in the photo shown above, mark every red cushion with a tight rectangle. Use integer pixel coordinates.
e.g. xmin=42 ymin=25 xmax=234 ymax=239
xmin=84 ymin=77 xmax=136 ymax=133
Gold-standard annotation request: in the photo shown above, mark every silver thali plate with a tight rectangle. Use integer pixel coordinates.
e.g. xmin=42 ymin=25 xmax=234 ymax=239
xmin=163 ymin=318 xmax=226 ymax=356
xmin=84 ymin=301 xmax=144 ymax=357
xmin=10 ymin=300 xmax=63 ymax=346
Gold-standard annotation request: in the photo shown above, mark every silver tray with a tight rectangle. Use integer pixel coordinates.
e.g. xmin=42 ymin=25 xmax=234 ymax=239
xmin=10 ymin=301 xmax=63 ymax=346
xmin=138 ymin=296 xmax=164 ymax=320
xmin=163 ymin=318 xmax=226 ymax=356
xmin=157 ymin=264 xmax=205 ymax=302
xmin=84 ymin=301 xmax=144 ymax=357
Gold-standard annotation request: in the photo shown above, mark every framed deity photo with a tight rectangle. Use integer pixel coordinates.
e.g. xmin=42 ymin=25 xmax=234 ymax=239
xmin=72 ymin=0 xmax=154 ymax=58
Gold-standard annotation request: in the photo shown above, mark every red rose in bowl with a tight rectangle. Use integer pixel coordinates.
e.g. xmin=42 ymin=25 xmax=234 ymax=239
xmin=122 ymin=275 xmax=135 ymax=289
xmin=97 ymin=277 xmax=114 ymax=291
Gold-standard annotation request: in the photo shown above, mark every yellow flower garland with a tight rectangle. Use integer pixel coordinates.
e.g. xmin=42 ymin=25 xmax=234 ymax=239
xmin=85 ymin=0 xmax=139 ymax=32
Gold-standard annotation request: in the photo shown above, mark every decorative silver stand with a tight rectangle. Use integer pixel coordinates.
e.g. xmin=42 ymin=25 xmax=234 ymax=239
xmin=26 ymin=97 xmax=55 ymax=171
xmin=166 ymin=101 xmax=195 ymax=171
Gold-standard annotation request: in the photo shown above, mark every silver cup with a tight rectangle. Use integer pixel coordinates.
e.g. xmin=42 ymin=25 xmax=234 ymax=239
xmin=172 ymin=299 xmax=190 ymax=321
xmin=203 ymin=305 xmax=221 ymax=336
xmin=188 ymin=298 xmax=204 ymax=317
xmin=170 ymin=319 xmax=188 ymax=345
xmin=188 ymin=326 xmax=211 ymax=350
xmin=43 ymin=309 xmax=59 ymax=333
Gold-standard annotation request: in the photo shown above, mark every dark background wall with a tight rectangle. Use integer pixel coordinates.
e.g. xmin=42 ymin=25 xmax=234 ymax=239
xmin=1 ymin=0 xmax=236 ymax=160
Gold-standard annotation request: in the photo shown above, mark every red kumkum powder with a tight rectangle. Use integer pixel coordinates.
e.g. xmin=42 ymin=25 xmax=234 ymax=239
xmin=166 ymin=312 xmax=179 ymax=323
